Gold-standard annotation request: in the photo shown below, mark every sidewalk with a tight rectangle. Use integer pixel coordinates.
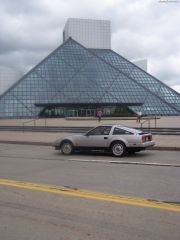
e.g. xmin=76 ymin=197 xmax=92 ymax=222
xmin=0 ymin=116 xmax=180 ymax=150
xmin=0 ymin=116 xmax=180 ymax=128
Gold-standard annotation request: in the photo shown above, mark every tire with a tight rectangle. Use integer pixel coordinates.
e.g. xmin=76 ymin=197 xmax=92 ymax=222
xmin=111 ymin=141 xmax=126 ymax=157
xmin=61 ymin=141 xmax=73 ymax=155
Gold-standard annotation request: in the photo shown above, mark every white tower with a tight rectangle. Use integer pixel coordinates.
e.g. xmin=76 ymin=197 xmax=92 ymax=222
xmin=63 ymin=18 xmax=111 ymax=49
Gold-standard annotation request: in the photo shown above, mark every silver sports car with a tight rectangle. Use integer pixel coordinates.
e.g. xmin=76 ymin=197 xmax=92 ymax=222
xmin=53 ymin=125 xmax=155 ymax=157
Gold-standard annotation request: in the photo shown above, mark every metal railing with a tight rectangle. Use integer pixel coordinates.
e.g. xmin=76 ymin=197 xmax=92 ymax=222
xmin=140 ymin=116 xmax=159 ymax=131
xmin=22 ymin=118 xmax=47 ymax=132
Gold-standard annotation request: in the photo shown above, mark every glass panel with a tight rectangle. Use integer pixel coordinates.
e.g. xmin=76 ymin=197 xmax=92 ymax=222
xmin=0 ymin=38 xmax=179 ymax=118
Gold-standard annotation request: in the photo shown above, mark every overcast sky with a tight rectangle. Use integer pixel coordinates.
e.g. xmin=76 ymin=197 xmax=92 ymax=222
xmin=0 ymin=0 xmax=179 ymax=93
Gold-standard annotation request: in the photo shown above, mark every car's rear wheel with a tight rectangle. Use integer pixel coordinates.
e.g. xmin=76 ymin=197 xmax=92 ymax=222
xmin=61 ymin=141 xmax=73 ymax=155
xmin=111 ymin=141 xmax=126 ymax=157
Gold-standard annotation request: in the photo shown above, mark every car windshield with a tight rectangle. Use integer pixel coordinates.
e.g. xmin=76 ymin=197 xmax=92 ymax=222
xmin=113 ymin=127 xmax=133 ymax=135
xmin=138 ymin=132 xmax=148 ymax=135
xmin=119 ymin=126 xmax=142 ymax=135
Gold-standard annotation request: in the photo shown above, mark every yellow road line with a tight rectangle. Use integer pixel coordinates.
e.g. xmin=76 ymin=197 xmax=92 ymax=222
xmin=0 ymin=178 xmax=179 ymax=213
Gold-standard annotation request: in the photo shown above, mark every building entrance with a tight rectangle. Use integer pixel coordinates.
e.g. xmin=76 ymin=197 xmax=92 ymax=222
xmin=66 ymin=109 xmax=96 ymax=117
xmin=37 ymin=104 xmax=136 ymax=118
xmin=39 ymin=107 xmax=97 ymax=118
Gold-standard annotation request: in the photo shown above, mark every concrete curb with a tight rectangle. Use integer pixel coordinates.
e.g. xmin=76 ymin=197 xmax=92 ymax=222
xmin=153 ymin=146 xmax=180 ymax=151
xmin=0 ymin=140 xmax=52 ymax=146
xmin=0 ymin=140 xmax=180 ymax=151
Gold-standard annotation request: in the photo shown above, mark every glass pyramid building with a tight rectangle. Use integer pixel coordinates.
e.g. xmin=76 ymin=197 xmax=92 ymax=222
xmin=0 ymin=37 xmax=180 ymax=118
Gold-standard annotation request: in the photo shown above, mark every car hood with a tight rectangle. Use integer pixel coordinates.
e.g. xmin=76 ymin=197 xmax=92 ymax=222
xmin=55 ymin=133 xmax=84 ymax=142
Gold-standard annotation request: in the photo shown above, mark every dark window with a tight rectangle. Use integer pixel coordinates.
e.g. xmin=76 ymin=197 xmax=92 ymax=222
xmin=113 ymin=127 xmax=133 ymax=135
xmin=88 ymin=126 xmax=111 ymax=135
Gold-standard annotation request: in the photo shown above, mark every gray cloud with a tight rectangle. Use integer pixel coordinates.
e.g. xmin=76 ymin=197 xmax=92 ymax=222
xmin=0 ymin=0 xmax=179 ymax=92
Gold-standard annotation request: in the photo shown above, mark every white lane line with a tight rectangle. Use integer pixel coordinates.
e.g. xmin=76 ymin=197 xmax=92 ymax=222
xmin=68 ymin=158 xmax=180 ymax=167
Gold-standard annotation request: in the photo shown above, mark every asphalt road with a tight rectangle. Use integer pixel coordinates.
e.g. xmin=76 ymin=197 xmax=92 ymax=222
xmin=0 ymin=143 xmax=180 ymax=240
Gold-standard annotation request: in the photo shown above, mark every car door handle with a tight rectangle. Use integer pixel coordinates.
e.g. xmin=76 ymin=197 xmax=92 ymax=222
xmin=104 ymin=137 xmax=108 ymax=139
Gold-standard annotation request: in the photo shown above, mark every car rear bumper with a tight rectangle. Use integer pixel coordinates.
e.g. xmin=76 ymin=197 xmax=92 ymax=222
xmin=142 ymin=141 xmax=155 ymax=148
xmin=128 ymin=141 xmax=155 ymax=149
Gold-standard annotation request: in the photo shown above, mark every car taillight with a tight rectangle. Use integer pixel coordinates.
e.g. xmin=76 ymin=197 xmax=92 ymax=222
xmin=142 ymin=135 xmax=152 ymax=142
xmin=142 ymin=136 xmax=146 ymax=143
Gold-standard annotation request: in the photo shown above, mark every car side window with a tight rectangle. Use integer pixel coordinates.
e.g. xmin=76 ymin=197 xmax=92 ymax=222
xmin=113 ymin=127 xmax=132 ymax=135
xmin=88 ymin=126 xmax=111 ymax=136
xmin=102 ymin=126 xmax=111 ymax=135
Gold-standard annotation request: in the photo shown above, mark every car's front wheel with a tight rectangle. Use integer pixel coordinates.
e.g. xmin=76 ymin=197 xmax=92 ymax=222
xmin=111 ymin=141 xmax=126 ymax=157
xmin=61 ymin=141 xmax=73 ymax=155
